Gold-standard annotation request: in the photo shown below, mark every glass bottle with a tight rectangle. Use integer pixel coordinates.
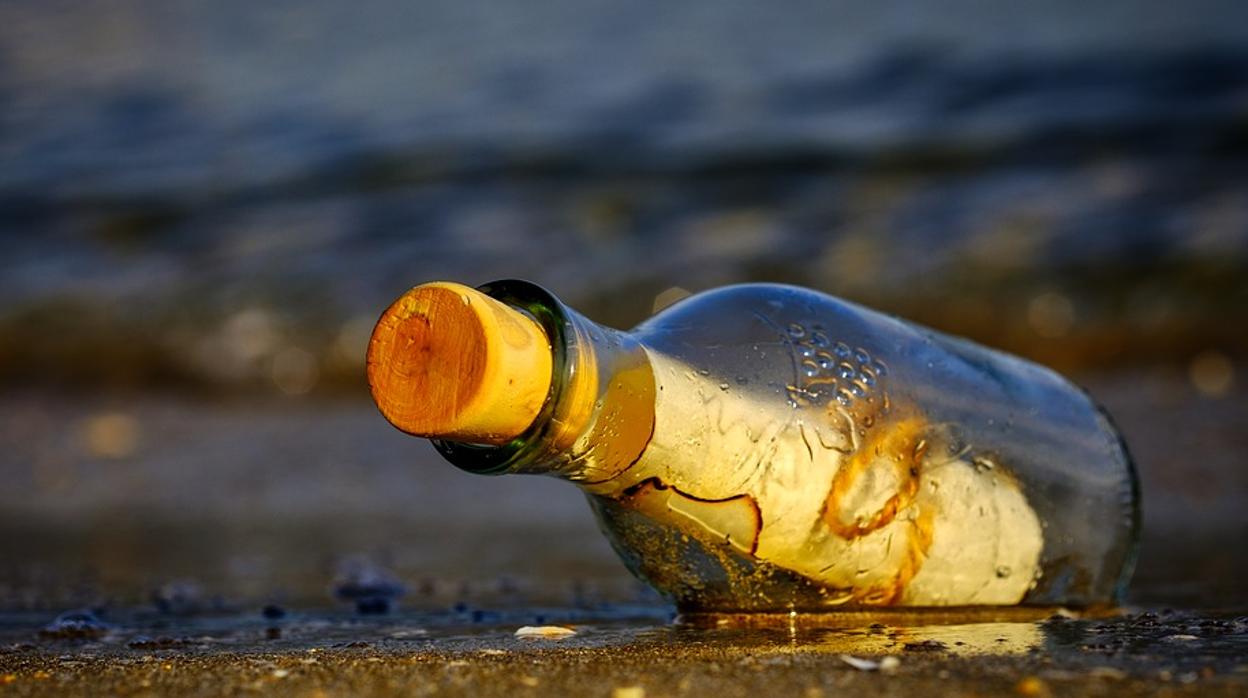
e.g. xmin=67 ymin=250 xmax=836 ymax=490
xmin=367 ymin=279 xmax=1140 ymax=612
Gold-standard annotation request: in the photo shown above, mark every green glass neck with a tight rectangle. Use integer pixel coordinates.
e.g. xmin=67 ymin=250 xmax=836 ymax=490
xmin=433 ymin=279 xmax=655 ymax=484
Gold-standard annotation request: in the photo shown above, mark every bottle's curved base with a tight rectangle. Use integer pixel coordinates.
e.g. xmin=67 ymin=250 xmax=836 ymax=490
xmin=1091 ymin=402 xmax=1143 ymax=607
xmin=589 ymin=492 xmax=1128 ymax=613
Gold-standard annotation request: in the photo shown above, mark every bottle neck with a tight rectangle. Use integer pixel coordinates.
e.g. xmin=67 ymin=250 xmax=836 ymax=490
xmin=433 ymin=280 xmax=655 ymax=484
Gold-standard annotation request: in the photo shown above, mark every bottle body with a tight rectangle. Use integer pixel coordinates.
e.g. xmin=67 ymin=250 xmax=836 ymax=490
xmin=423 ymin=281 xmax=1140 ymax=612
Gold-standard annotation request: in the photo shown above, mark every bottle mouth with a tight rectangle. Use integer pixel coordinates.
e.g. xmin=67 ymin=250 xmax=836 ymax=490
xmin=432 ymin=279 xmax=572 ymax=475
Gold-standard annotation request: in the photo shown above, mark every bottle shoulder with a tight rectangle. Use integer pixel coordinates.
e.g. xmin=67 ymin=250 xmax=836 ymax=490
xmin=636 ymin=283 xmax=865 ymax=330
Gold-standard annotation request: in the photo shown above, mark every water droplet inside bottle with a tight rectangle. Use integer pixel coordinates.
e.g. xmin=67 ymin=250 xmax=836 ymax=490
xmin=834 ymin=342 xmax=852 ymax=359
xmin=854 ymin=348 xmax=871 ymax=365
xmin=802 ymin=361 xmax=820 ymax=378
xmin=798 ymin=344 xmax=815 ymax=358
xmin=837 ymin=362 xmax=856 ymax=379
xmin=872 ymin=359 xmax=888 ymax=377
xmin=811 ymin=331 xmax=830 ymax=347
xmin=787 ymin=323 xmax=806 ymax=339
xmin=816 ymin=352 xmax=835 ymax=369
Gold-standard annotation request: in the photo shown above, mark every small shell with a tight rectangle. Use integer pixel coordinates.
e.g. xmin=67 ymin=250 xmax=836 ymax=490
xmin=514 ymin=625 xmax=577 ymax=639
xmin=839 ymin=654 xmax=900 ymax=672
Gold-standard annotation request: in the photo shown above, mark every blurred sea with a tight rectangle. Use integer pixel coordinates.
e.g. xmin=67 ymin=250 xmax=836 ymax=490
xmin=2 ymin=0 xmax=1247 ymax=394
xmin=0 ymin=2 xmax=1245 ymax=611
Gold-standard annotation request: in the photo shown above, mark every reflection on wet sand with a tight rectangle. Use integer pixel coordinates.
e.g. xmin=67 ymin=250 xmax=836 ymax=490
xmin=805 ymin=620 xmax=1044 ymax=656
xmin=677 ymin=609 xmax=1057 ymax=656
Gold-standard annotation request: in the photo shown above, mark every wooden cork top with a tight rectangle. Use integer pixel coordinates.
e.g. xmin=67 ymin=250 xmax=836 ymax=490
xmin=367 ymin=282 xmax=553 ymax=445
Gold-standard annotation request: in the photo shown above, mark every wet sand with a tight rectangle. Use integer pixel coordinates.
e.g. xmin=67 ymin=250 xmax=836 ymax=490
xmin=2 ymin=608 xmax=1246 ymax=697
xmin=0 ymin=368 xmax=1245 ymax=695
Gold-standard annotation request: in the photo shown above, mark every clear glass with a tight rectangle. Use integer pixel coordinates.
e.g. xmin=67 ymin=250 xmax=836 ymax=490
xmin=434 ymin=280 xmax=1140 ymax=612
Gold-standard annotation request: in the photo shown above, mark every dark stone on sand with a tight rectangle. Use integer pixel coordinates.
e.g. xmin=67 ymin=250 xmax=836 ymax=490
xmin=332 ymin=557 xmax=406 ymax=615
xmin=39 ymin=610 xmax=110 ymax=640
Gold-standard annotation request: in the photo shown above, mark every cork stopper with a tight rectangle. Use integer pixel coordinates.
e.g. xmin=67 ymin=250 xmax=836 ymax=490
xmin=367 ymin=282 xmax=553 ymax=445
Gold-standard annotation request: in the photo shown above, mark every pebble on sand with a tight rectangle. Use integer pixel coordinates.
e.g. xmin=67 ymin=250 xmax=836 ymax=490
xmin=838 ymin=655 xmax=899 ymax=672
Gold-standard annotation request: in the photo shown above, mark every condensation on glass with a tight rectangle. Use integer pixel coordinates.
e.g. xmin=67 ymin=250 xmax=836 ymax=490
xmin=429 ymin=280 xmax=1140 ymax=612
